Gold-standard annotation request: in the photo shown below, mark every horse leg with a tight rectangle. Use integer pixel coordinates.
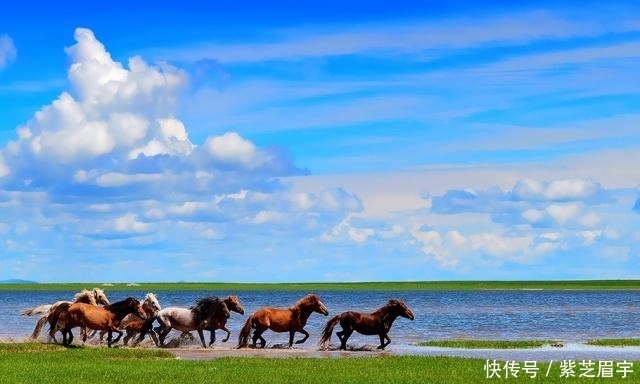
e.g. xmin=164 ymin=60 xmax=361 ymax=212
xmin=252 ymin=327 xmax=266 ymax=348
xmin=148 ymin=330 xmax=160 ymax=347
xmin=159 ymin=327 xmax=172 ymax=346
xmin=378 ymin=333 xmax=391 ymax=350
xmin=123 ymin=330 xmax=134 ymax=345
xmin=196 ymin=329 xmax=207 ymax=348
xmin=336 ymin=328 xmax=353 ymax=350
xmin=294 ymin=328 xmax=309 ymax=345
xmin=109 ymin=330 xmax=124 ymax=347
xmin=208 ymin=328 xmax=216 ymax=346
xmin=221 ymin=326 xmax=231 ymax=343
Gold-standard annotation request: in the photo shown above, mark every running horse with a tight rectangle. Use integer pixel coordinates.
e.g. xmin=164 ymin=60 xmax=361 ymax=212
xmin=179 ymin=295 xmax=245 ymax=345
xmin=139 ymin=296 xmax=229 ymax=348
xmin=237 ymin=294 xmax=329 ymax=349
xmin=319 ymin=299 xmax=414 ymax=350
xmin=21 ymin=288 xmax=110 ymax=340
xmin=49 ymin=297 xmax=146 ymax=347
xmin=111 ymin=293 xmax=162 ymax=346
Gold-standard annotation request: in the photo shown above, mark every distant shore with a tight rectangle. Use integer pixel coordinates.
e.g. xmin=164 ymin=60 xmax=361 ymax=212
xmin=1 ymin=280 xmax=639 ymax=291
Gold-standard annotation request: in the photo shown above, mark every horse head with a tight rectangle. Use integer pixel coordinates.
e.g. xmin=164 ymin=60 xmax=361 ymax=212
xmin=127 ymin=297 xmax=147 ymax=319
xmin=297 ymin=294 xmax=329 ymax=316
xmin=92 ymin=288 xmax=110 ymax=305
xmin=386 ymin=299 xmax=414 ymax=320
xmin=224 ymin=296 xmax=245 ymax=315
xmin=143 ymin=293 xmax=161 ymax=316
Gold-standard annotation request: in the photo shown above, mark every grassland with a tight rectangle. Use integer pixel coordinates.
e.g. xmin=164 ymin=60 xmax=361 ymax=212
xmin=586 ymin=339 xmax=640 ymax=347
xmin=1 ymin=279 xmax=639 ymax=292
xmin=416 ymin=339 xmax=559 ymax=349
xmin=1 ymin=343 xmax=638 ymax=384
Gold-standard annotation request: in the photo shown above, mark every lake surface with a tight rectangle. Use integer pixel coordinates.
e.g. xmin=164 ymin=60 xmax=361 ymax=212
xmin=2 ymin=289 xmax=640 ymax=348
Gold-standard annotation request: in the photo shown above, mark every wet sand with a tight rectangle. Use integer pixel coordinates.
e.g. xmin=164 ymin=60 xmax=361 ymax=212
xmin=169 ymin=343 xmax=640 ymax=361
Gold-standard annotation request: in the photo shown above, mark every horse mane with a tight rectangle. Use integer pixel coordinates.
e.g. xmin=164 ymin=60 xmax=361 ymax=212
xmin=92 ymin=288 xmax=110 ymax=305
xmin=106 ymin=297 xmax=139 ymax=311
xmin=144 ymin=293 xmax=160 ymax=308
xmin=376 ymin=299 xmax=408 ymax=324
xmin=74 ymin=290 xmax=98 ymax=306
xmin=291 ymin=294 xmax=319 ymax=309
xmin=191 ymin=296 xmax=221 ymax=325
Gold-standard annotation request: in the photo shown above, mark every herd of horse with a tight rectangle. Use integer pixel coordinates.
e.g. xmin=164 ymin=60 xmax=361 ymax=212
xmin=20 ymin=288 xmax=415 ymax=351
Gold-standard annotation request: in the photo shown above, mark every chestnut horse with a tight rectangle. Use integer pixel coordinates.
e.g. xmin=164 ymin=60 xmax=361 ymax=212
xmin=115 ymin=293 xmax=162 ymax=346
xmin=319 ymin=299 xmax=414 ymax=350
xmin=49 ymin=297 xmax=146 ymax=347
xmin=237 ymin=294 xmax=329 ymax=349
xmin=21 ymin=288 xmax=110 ymax=340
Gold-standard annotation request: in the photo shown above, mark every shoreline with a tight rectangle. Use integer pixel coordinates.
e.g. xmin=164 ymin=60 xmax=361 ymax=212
xmin=1 ymin=280 xmax=640 ymax=292
xmin=4 ymin=338 xmax=640 ymax=361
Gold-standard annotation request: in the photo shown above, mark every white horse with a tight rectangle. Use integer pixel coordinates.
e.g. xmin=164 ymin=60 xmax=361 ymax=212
xmin=145 ymin=297 xmax=229 ymax=348
xmin=21 ymin=288 xmax=110 ymax=340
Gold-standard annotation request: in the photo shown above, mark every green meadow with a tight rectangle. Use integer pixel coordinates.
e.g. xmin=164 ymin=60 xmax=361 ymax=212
xmin=1 ymin=280 xmax=640 ymax=291
xmin=1 ymin=343 xmax=638 ymax=384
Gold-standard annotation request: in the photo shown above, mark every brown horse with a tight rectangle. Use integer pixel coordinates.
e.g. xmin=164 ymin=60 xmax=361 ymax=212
xmin=181 ymin=295 xmax=245 ymax=345
xmin=319 ymin=299 xmax=414 ymax=350
xmin=49 ymin=297 xmax=146 ymax=347
xmin=238 ymin=294 xmax=328 ymax=349
xmin=21 ymin=288 xmax=110 ymax=340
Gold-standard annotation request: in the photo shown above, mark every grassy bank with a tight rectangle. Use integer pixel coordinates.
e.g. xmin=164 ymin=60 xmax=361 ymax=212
xmin=1 ymin=343 xmax=637 ymax=384
xmin=416 ymin=340 xmax=559 ymax=349
xmin=1 ymin=280 xmax=640 ymax=292
xmin=587 ymin=339 xmax=640 ymax=347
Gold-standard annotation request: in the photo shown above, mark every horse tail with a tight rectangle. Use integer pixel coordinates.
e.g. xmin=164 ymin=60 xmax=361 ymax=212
xmin=237 ymin=313 xmax=254 ymax=349
xmin=21 ymin=304 xmax=52 ymax=316
xmin=31 ymin=316 xmax=49 ymax=340
xmin=48 ymin=302 xmax=71 ymax=334
xmin=319 ymin=314 xmax=341 ymax=348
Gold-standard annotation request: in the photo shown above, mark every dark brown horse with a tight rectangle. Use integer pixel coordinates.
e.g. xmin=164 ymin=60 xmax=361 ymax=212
xmin=193 ymin=295 xmax=245 ymax=345
xmin=49 ymin=297 xmax=146 ymax=347
xmin=238 ymin=294 xmax=328 ymax=349
xmin=319 ymin=299 xmax=414 ymax=350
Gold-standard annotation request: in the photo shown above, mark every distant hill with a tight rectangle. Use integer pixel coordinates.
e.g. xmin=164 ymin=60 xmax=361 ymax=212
xmin=0 ymin=279 xmax=38 ymax=284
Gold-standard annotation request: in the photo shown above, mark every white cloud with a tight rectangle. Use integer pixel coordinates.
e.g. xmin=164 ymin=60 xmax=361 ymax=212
xmin=0 ymin=34 xmax=17 ymax=69
xmin=546 ymin=203 xmax=581 ymax=224
xmin=113 ymin=214 xmax=150 ymax=233
xmin=204 ymin=132 xmax=258 ymax=167
xmin=0 ymin=154 xmax=8 ymax=178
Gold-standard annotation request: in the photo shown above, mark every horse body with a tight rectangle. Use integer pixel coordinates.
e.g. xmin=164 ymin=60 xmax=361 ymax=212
xmin=238 ymin=294 xmax=328 ymax=349
xmin=21 ymin=288 xmax=110 ymax=341
xmin=50 ymin=297 xmax=145 ymax=348
xmin=319 ymin=299 xmax=414 ymax=350
xmin=182 ymin=296 xmax=245 ymax=345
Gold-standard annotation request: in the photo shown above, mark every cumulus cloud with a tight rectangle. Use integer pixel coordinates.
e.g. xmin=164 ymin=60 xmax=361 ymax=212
xmin=0 ymin=27 xmax=322 ymax=256
xmin=0 ymin=34 xmax=16 ymax=69
xmin=431 ymin=177 xmax=611 ymax=229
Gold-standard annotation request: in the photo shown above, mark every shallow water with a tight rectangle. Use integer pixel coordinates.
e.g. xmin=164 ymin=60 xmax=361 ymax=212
xmin=2 ymin=289 xmax=640 ymax=347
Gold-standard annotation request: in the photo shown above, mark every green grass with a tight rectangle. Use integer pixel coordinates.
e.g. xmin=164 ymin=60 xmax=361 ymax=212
xmin=1 ymin=343 xmax=638 ymax=383
xmin=416 ymin=339 xmax=560 ymax=349
xmin=586 ymin=339 xmax=640 ymax=347
xmin=1 ymin=280 xmax=640 ymax=291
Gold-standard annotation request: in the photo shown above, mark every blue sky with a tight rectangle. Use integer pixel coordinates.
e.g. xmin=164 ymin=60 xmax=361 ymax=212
xmin=1 ymin=1 xmax=639 ymax=283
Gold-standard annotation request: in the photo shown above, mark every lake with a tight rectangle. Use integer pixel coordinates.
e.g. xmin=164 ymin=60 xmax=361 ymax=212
xmin=2 ymin=289 xmax=639 ymax=347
